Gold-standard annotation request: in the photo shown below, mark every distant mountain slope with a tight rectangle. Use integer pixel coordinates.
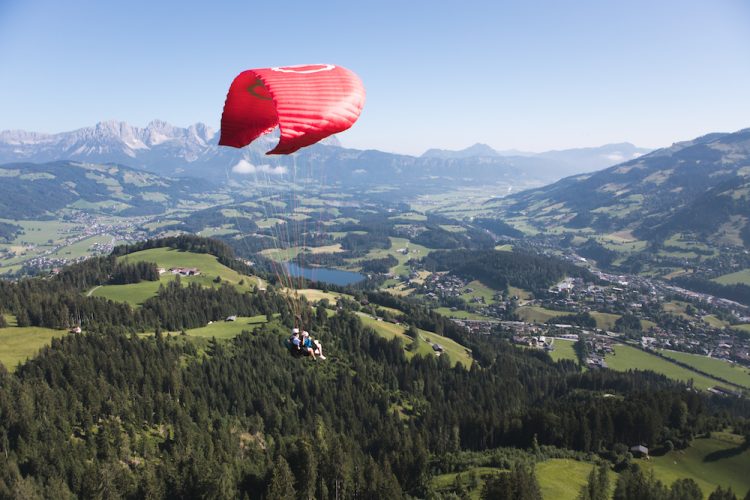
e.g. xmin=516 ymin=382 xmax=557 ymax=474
xmin=1 ymin=121 xmax=645 ymax=187
xmin=422 ymin=142 xmax=650 ymax=177
xmin=0 ymin=161 xmax=208 ymax=219
xmin=491 ymin=128 xmax=750 ymax=247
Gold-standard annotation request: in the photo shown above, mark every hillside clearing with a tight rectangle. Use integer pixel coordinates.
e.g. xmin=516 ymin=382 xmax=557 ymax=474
xmin=356 ymin=313 xmax=473 ymax=368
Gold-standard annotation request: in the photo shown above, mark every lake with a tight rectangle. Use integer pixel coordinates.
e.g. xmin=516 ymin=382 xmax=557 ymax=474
xmin=285 ymin=262 xmax=365 ymax=286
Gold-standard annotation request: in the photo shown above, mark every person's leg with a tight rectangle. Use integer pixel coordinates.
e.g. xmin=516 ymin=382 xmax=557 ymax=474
xmin=314 ymin=340 xmax=326 ymax=359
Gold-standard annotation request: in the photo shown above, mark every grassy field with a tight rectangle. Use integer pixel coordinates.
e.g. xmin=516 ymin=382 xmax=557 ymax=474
xmin=260 ymin=244 xmax=344 ymax=262
xmin=357 ymin=313 xmax=473 ymax=368
xmin=713 ymin=268 xmax=750 ymax=286
xmin=292 ymin=288 xmax=345 ymax=304
xmin=550 ymin=338 xmax=579 ymax=363
xmin=605 ymin=344 xmax=728 ymax=391
xmin=663 ymin=301 xmax=695 ymax=320
xmin=434 ymin=307 xmax=497 ymax=321
xmin=660 ymin=350 xmax=750 ymax=389
xmin=389 ymin=212 xmax=427 ymax=221
xmin=536 ymin=459 xmax=615 ymax=500
xmin=0 ymin=322 xmax=67 ymax=371
xmin=460 ymin=280 xmax=498 ymax=304
xmin=431 ymin=459 xmax=613 ymax=500
xmin=431 ymin=439 xmax=749 ymax=500
xmin=516 ymin=306 xmax=573 ymax=324
xmin=638 ymin=432 xmax=750 ymax=497
xmin=182 ymin=315 xmax=267 ymax=339
xmin=589 ymin=312 xmax=621 ymax=331
xmin=732 ymin=324 xmax=750 ymax=333
xmin=358 ymin=237 xmax=431 ymax=277
xmin=92 ymin=248 xmax=257 ymax=305
xmin=508 ymin=286 xmax=532 ymax=301
xmin=48 ymin=234 xmax=115 ymax=260
xmin=703 ymin=315 xmax=729 ymax=329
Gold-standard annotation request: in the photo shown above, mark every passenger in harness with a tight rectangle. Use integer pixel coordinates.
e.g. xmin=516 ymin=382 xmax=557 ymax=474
xmin=302 ymin=330 xmax=326 ymax=360
xmin=288 ymin=328 xmax=304 ymax=356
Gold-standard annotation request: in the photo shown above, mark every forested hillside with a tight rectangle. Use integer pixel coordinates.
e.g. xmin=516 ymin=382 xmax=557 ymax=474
xmin=0 ymin=236 xmax=748 ymax=498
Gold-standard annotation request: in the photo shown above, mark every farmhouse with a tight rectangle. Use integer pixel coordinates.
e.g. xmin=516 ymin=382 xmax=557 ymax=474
xmin=170 ymin=267 xmax=201 ymax=276
xmin=630 ymin=445 xmax=649 ymax=458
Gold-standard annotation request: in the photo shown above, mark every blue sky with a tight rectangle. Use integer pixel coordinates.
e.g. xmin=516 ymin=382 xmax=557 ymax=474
xmin=1 ymin=0 xmax=749 ymax=154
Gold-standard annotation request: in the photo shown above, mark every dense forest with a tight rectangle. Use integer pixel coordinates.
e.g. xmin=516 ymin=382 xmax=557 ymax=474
xmin=422 ymin=249 xmax=597 ymax=293
xmin=0 ymin=236 xmax=748 ymax=498
xmin=0 ymin=221 xmax=21 ymax=243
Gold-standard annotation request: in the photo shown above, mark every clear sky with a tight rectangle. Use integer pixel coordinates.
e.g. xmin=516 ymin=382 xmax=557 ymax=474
xmin=1 ymin=0 xmax=749 ymax=155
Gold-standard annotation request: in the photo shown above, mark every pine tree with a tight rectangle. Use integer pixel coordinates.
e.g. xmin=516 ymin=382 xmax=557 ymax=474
xmin=709 ymin=486 xmax=738 ymax=500
xmin=266 ymin=456 xmax=296 ymax=500
xmin=669 ymin=478 xmax=702 ymax=500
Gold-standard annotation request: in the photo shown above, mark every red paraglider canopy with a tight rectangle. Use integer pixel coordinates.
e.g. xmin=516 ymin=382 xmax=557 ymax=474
xmin=219 ymin=64 xmax=365 ymax=155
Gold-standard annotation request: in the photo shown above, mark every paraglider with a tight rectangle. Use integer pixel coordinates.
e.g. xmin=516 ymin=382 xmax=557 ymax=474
xmin=219 ymin=63 xmax=365 ymax=154
xmin=219 ymin=63 xmax=364 ymax=360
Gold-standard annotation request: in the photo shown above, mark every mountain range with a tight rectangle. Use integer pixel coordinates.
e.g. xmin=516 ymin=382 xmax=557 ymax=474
xmin=0 ymin=121 xmax=648 ymax=188
xmin=490 ymin=128 xmax=750 ymax=248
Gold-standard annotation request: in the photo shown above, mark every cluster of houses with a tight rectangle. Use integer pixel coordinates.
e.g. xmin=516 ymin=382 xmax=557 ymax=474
xmin=4 ymin=212 xmax=152 ymax=276
xmin=161 ymin=267 xmax=201 ymax=276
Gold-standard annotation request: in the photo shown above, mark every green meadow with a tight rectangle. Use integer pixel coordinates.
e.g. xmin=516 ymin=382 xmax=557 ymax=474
xmin=605 ymin=344 xmax=729 ymax=391
xmin=357 ymin=313 xmax=473 ymax=368
xmin=431 ymin=435 xmax=750 ymax=499
xmin=549 ymin=338 xmax=579 ymax=363
xmin=92 ymin=247 xmax=258 ymax=305
xmin=638 ymin=432 xmax=750 ymax=497
xmin=0 ymin=315 xmax=67 ymax=371
xmin=182 ymin=315 xmax=268 ymax=340
xmin=713 ymin=268 xmax=750 ymax=286
xmin=660 ymin=350 xmax=750 ymax=389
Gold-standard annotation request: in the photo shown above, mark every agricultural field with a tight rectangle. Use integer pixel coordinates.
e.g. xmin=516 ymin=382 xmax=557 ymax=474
xmin=255 ymin=217 xmax=286 ymax=228
xmin=507 ymin=286 xmax=532 ymax=302
xmin=588 ymin=312 xmax=620 ymax=331
xmin=515 ymin=306 xmax=573 ymax=324
xmin=357 ymin=313 xmax=473 ymax=368
xmin=659 ymin=350 xmax=750 ymax=389
xmin=713 ymin=268 xmax=750 ymax=286
xmin=702 ymin=315 xmax=729 ymax=329
xmin=732 ymin=324 xmax=750 ymax=333
xmin=47 ymin=234 xmax=115 ymax=260
xmin=460 ymin=280 xmax=498 ymax=304
xmin=357 ymin=237 xmax=431 ymax=277
xmin=92 ymin=248 xmax=258 ymax=305
xmin=638 ymin=432 xmax=750 ymax=497
xmin=434 ymin=307 xmax=497 ymax=321
xmin=549 ymin=338 xmax=578 ymax=363
xmin=662 ymin=301 xmax=694 ymax=320
xmin=388 ymin=212 xmax=427 ymax=222
xmin=604 ymin=344 xmax=729 ymax=391
xmin=260 ymin=243 xmax=344 ymax=263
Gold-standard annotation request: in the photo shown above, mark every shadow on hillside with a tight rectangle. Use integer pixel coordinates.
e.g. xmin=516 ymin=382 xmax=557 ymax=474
xmin=703 ymin=442 xmax=748 ymax=462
